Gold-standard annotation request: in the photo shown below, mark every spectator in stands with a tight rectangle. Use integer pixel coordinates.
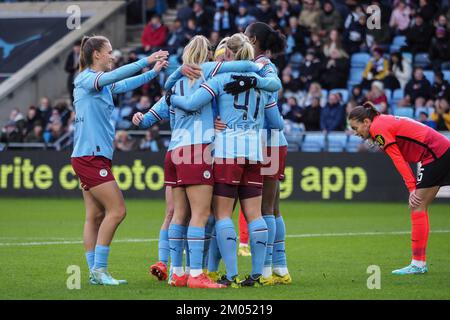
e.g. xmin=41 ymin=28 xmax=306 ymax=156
xmin=177 ymin=0 xmax=195 ymax=28
xmin=298 ymin=48 xmax=322 ymax=90
xmin=141 ymin=14 xmax=169 ymax=53
xmin=24 ymin=123 xmax=44 ymax=143
xmin=417 ymin=0 xmax=437 ymax=22
xmin=213 ymin=1 xmax=236 ymax=37
xmin=320 ymin=93 xmax=345 ymax=132
xmin=114 ymin=130 xmax=137 ymax=151
xmin=361 ymin=47 xmax=389 ymax=90
xmin=348 ymin=84 xmax=366 ymax=106
xmin=434 ymin=13 xmax=449 ymax=33
xmin=299 ymin=81 xmax=326 ymax=108
xmin=320 ymin=48 xmax=349 ymax=90
xmin=389 ymin=0 xmax=412 ymax=35
xmin=366 ymin=81 xmax=388 ymax=114
xmin=209 ymin=31 xmax=221 ymax=50
xmin=285 ymin=16 xmax=307 ymax=55
xmin=431 ymin=70 xmax=450 ymax=101
xmin=48 ymin=120 xmax=65 ymax=143
xmin=184 ymin=18 xmax=199 ymax=41
xmin=399 ymin=67 xmax=432 ymax=107
xmin=406 ymin=13 xmax=433 ymax=54
xmin=166 ymin=19 xmax=187 ymax=55
xmin=417 ymin=111 xmax=437 ymax=129
xmin=127 ymin=51 xmax=138 ymax=64
xmin=284 ymin=97 xmax=303 ymax=123
xmin=235 ymin=3 xmax=256 ymax=33
xmin=140 ymin=128 xmax=161 ymax=152
xmin=309 ymin=32 xmax=325 ymax=60
xmin=323 ymin=29 xmax=348 ymax=59
xmin=431 ymin=97 xmax=450 ymax=130
xmin=429 ymin=27 xmax=450 ymax=71
xmin=0 ymin=120 xmax=22 ymax=143
xmin=275 ymin=0 xmax=291 ymax=29
xmin=53 ymin=100 xmax=71 ymax=127
xmin=256 ymin=0 xmax=275 ymax=24
xmin=301 ymin=96 xmax=322 ymax=131
xmin=281 ymin=70 xmax=303 ymax=96
xmin=318 ymin=0 xmax=342 ymax=37
xmin=299 ymin=0 xmax=321 ymax=33
xmin=384 ymin=52 xmax=412 ymax=91
xmin=193 ymin=0 xmax=211 ymax=36
xmin=64 ymin=40 xmax=81 ymax=102
xmin=23 ymin=106 xmax=41 ymax=137
xmin=37 ymin=97 xmax=52 ymax=128
xmin=343 ymin=3 xmax=367 ymax=55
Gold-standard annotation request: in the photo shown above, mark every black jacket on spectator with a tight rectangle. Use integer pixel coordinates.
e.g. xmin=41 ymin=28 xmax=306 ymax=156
xmin=431 ymin=79 xmax=450 ymax=100
xmin=343 ymin=18 xmax=367 ymax=55
xmin=320 ymin=57 xmax=349 ymax=90
xmin=301 ymin=105 xmax=321 ymax=131
xmin=406 ymin=22 xmax=433 ymax=54
xmin=285 ymin=105 xmax=303 ymax=123
xmin=299 ymin=60 xmax=322 ymax=90
xmin=404 ymin=78 xmax=432 ymax=103
xmin=429 ymin=37 xmax=450 ymax=63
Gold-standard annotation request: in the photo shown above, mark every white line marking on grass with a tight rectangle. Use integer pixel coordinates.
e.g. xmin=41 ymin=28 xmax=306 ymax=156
xmin=1 ymin=230 xmax=449 ymax=247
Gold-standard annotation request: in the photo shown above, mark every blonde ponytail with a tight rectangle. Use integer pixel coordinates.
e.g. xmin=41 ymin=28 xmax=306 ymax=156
xmin=225 ymin=33 xmax=255 ymax=61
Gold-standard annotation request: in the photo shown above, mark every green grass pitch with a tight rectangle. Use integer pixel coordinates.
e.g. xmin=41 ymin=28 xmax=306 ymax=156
xmin=0 ymin=198 xmax=449 ymax=300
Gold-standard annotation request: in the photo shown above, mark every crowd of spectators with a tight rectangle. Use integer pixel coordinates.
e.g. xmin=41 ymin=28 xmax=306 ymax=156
xmin=3 ymin=0 xmax=450 ymax=152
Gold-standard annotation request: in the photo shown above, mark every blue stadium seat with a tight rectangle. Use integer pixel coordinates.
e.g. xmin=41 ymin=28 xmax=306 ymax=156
xmin=392 ymin=88 xmax=404 ymax=106
xmin=321 ymin=89 xmax=328 ymax=99
xmin=423 ymin=70 xmax=434 ymax=83
xmin=348 ymin=68 xmax=364 ymax=88
xmin=301 ymin=133 xmax=325 ymax=152
xmin=350 ymin=53 xmax=371 ymax=68
xmin=444 ymin=71 xmax=450 ymax=82
xmin=287 ymin=142 xmax=300 ymax=152
xmin=402 ymin=52 xmax=412 ymax=63
xmin=289 ymin=53 xmax=303 ymax=69
xmin=327 ymin=132 xmax=348 ymax=152
xmin=415 ymin=106 xmax=435 ymax=119
xmin=414 ymin=53 xmax=431 ymax=68
xmin=384 ymin=89 xmax=392 ymax=104
xmin=393 ymin=35 xmax=407 ymax=46
xmin=346 ymin=134 xmax=364 ymax=152
xmin=394 ymin=107 xmax=414 ymax=118
xmin=443 ymin=132 xmax=450 ymax=140
xmin=329 ymin=88 xmax=349 ymax=103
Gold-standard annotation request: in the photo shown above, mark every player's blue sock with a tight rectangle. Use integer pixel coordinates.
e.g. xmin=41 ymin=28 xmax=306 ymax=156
xmin=158 ymin=229 xmax=169 ymax=265
xmin=215 ymin=218 xmax=238 ymax=280
xmin=249 ymin=217 xmax=268 ymax=277
xmin=203 ymin=215 xmax=215 ymax=269
xmin=207 ymin=228 xmax=222 ymax=272
xmin=183 ymin=226 xmax=190 ymax=271
xmin=168 ymin=224 xmax=185 ymax=273
xmin=273 ymin=216 xmax=287 ymax=268
xmin=93 ymin=245 xmax=109 ymax=270
xmin=85 ymin=250 xmax=95 ymax=271
xmin=263 ymin=215 xmax=276 ymax=269
xmin=187 ymin=226 xmax=206 ymax=276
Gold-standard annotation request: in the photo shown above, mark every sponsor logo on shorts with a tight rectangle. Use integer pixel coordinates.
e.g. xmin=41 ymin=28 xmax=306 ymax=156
xmin=99 ymin=169 xmax=108 ymax=177
xmin=203 ymin=170 xmax=211 ymax=179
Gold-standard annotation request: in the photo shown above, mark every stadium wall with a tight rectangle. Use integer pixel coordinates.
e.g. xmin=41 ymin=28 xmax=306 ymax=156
xmin=1 ymin=151 xmax=448 ymax=202
xmin=0 ymin=1 xmax=127 ymax=126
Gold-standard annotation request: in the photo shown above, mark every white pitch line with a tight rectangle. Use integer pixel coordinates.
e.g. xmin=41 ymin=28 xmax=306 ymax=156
xmin=1 ymin=230 xmax=450 ymax=247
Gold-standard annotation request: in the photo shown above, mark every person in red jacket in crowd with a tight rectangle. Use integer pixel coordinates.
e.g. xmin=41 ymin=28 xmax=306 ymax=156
xmin=348 ymin=101 xmax=450 ymax=275
xmin=141 ymin=14 xmax=169 ymax=53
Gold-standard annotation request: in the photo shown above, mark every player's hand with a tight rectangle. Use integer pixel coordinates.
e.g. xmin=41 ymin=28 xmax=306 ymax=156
xmin=132 ymin=112 xmax=144 ymax=126
xmin=148 ymin=50 xmax=169 ymax=64
xmin=181 ymin=64 xmax=202 ymax=80
xmin=214 ymin=116 xmax=227 ymax=131
xmin=153 ymin=60 xmax=169 ymax=73
xmin=408 ymin=189 xmax=422 ymax=209
xmin=165 ymin=89 xmax=173 ymax=107
xmin=224 ymin=75 xmax=257 ymax=95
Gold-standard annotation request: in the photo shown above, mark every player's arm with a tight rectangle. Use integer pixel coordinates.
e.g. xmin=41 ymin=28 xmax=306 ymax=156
xmin=169 ymin=78 xmax=219 ymax=112
xmin=111 ymin=60 xmax=167 ymax=94
xmin=134 ymin=98 xmax=170 ymax=129
xmin=384 ymin=143 xmax=417 ymax=193
xmin=224 ymin=65 xmax=282 ymax=95
xmin=264 ymin=101 xmax=284 ymax=130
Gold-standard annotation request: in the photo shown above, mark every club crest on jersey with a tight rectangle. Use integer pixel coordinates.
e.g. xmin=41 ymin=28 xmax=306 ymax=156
xmin=203 ymin=170 xmax=211 ymax=179
xmin=375 ymin=134 xmax=385 ymax=146
xmin=99 ymin=169 xmax=108 ymax=177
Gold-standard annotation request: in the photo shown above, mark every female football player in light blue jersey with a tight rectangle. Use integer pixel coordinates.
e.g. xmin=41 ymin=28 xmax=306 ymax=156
xmin=71 ymin=35 xmax=168 ymax=285
xmin=167 ymin=33 xmax=285 ymax=287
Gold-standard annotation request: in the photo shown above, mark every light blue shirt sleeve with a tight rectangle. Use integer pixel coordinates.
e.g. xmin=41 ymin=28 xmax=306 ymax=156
xmin=86 ymin=58 xmax=149 ymax=91
xmin=111 ymin=70 xmax=157 ymax=94
xmin=264 ymin=99 xmax=284 ymax=130
xmin=171 ymin=77 xmax=220 ymax=112
xmin=253 ymin=74 xmax=281 ymax=92
xmin=140 ymin=98 xmax=170 ymax=129
xmin=164 ymin=60 xmax=261 ymax=90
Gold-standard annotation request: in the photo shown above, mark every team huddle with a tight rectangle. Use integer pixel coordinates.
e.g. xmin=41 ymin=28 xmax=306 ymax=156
xmin=70 ymin=21 xmax=450 ymax=288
